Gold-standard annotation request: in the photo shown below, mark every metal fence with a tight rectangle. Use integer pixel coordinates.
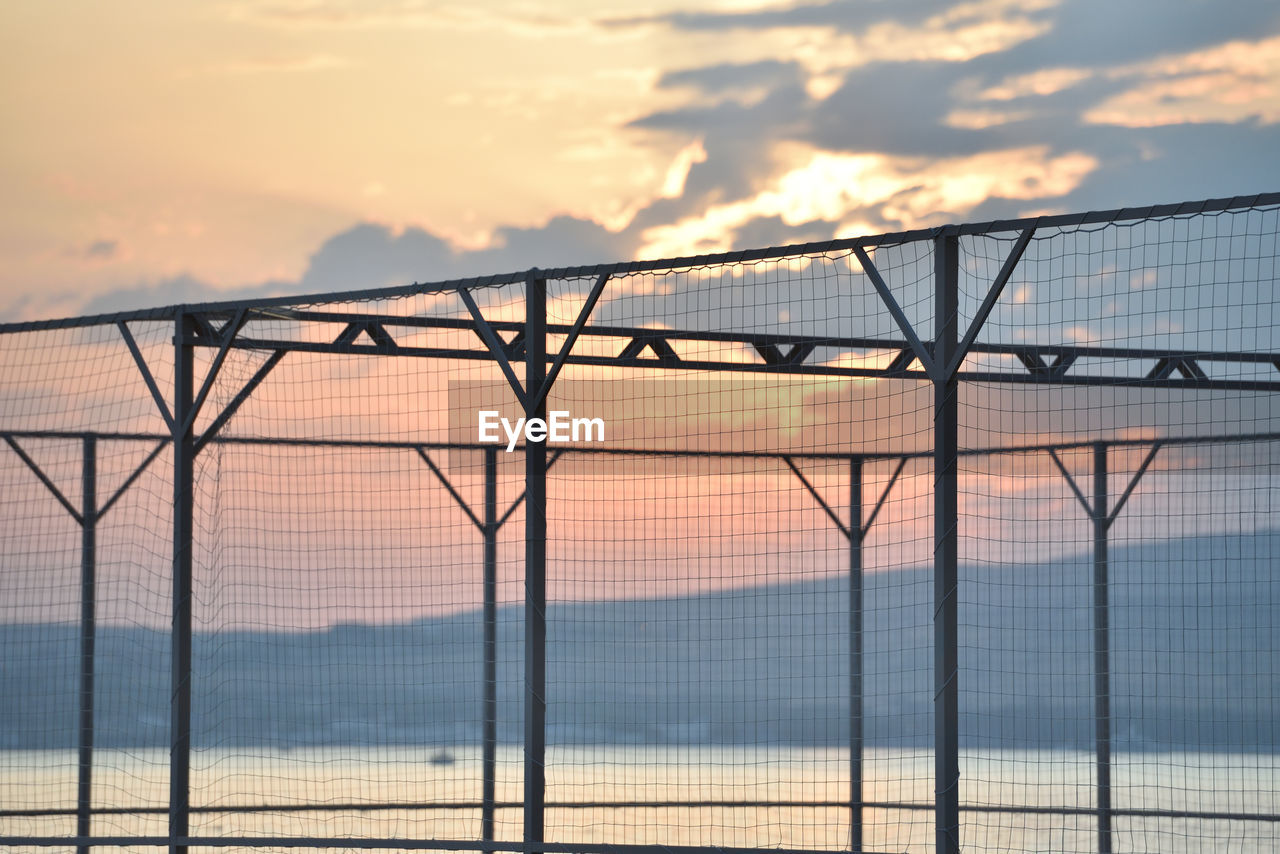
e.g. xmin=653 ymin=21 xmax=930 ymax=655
xmin=2 ymin=193 xmax=1278 ymax=854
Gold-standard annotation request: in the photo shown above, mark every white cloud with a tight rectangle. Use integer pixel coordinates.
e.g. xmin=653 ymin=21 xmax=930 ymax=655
xmin=637 ymin=144 xmax=1097 ymax=259
xmin=1086 ymin=35 xmax=1280 ymax=127
xmin=749 ymin=0 xmax=1059 ymax=102
xmin=660 ymin=138 xmax=708 ymax=199
xmin=944 ymin=107 xmax=1032 ymax=129
xmin=977 ymin=67 xmax=1093 ymax=101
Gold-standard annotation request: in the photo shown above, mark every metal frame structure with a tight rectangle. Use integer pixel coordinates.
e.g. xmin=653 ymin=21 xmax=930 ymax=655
xmin=2 ymin=192 xmax=1279 ymax=854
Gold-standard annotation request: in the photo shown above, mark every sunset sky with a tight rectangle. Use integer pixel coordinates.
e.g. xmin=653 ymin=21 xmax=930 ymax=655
xmin=2 ymin=0 xmax=1280 ymax=322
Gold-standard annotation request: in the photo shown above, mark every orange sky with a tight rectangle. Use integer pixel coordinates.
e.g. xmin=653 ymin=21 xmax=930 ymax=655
xmin=2 ymin=1 xmax=1279 ymax=321
xmin=3 ymin=3 xmax=1280 ymax=629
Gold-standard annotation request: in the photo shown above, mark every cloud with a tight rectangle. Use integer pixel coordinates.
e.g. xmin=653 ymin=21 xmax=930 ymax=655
xmin=64 ymin=240 xmax=119 ymax=262
xmin=69 ymin=214 xmax=642 ymax=318
xmin=1085 ymin=35 xmax=1280 ymax=127
xmin=636 ymin=144 xmax=1098 ymax=259
xmin=16 ymin=0 xmax=1280 ymax=330
xmin=658 ymin=60 xmax=803 ymax=96
xmin=943 ymin=107 xmax=1032 ymax=129
xmin=76 ymin=274 xmax=292 ymax=316
xmin=618 ymin=0 xmax=1280 ymax=261
xmin=659 ymin=139 xmax=708 ymax=199
xmin=619 ymin=0 xmax=1058 ymax=99
xmin=960 ymin=0 xmax=1280 ymax=69
xmin=657 ymin=60 xmax=805 ymax=106
xmin=976 ymin=67 xmax=1093 ymax=101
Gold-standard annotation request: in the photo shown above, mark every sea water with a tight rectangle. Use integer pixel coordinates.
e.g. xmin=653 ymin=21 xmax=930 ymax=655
xmin=2 ymin=747 xmax=1277 ymax=853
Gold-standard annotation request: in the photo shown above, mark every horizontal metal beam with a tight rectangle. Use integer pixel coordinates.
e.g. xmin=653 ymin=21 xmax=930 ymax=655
xmin=157 ymin=306 xmax=1280 ymax=391
xmin=6 ymin=801 xmax=1278 ymax=821
xmin=950 ymin=371 xmax=1280 ymax=393
xmin=4 ymin=428 xmax=1280 ymax=465
xmin=183 ymin=334 xmax=1280 ymax=391
xmin=179 ymin=307 xmax=1280 ymax=366
xmin=0 ymin=839 xmax=891 ymax=854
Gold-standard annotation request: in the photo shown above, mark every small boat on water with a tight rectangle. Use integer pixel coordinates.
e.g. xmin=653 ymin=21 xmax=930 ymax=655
xmin=429 ymin=749 xmax=456 ymax=766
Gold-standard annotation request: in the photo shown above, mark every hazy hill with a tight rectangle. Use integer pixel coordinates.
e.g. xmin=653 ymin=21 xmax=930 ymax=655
xmin=2 ymin=530 xmax=1276 ymax=751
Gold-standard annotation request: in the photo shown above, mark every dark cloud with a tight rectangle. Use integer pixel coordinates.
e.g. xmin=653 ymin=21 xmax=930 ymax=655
xmin=808 ymin=61 xmax=989 ymax=157
xmin=298 ymin=216 xmax=640 ymax=293
xmin=657 ymin=60 xmax=805 ymax=95
xmin=56 ymin=0 xmax=1280 ymax=323
xmin=64 ymin=239 xmax=119 ymax=262
xmin=627 ymin=83 xmax=811 ymax=221
xmin=966 ymin=121 xmax=1280 ymax=220
xmin=71 ymin=215 xmax=644 ymax=317
xmin=616 ymin=0 xmax=1280 ymax=246
xmin=990 ymin=0 xmax=1280 ymax=70
xmin=726 ymin=215 xmax=838 ymax=250
xmin=604 ymin=0 xmax=951 ymax=34
xmin=621 ymin=0 xmax=1276 ymax=64
xmin=77 ymin=274 xmax=293 ymax=316
xmin=84 ymin=240 xmax=118 ymax=260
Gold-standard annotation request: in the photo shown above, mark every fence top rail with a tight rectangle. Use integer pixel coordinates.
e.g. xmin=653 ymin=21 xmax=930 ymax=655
xmin=2 ymin=192 xmax=1277 ymax=335
xmin=3 ymin=427 xmax=1279 ymax=464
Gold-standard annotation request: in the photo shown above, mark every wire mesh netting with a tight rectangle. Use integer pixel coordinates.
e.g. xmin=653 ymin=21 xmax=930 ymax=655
xmin=0 ymin=195 xmax=1278 ymax=854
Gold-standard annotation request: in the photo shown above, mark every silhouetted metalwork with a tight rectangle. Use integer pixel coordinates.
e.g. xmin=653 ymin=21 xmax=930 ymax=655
xmin=2 ymin=192 xmax=1279 ymax=854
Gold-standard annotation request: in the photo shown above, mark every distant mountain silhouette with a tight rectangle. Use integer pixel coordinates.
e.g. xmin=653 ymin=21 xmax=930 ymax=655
xmin=2 ymin=530 xmax=1276 ymax=751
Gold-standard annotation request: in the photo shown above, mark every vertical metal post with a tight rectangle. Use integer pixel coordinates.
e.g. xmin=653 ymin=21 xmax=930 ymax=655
xmin=523 ymin=277 xmax=548 ymax=850
xmin=76 ymin=435 xmax=97 ymax=854
xmin=933 ymin=234 xmax=961 ymax=854
xmin=170 ymin=312 xmax=194 ymax=854
xmin=1093 ymin=443 xmax=1113 ymax=854
xmin=482 ymin=446 xmax=498 ymax=843
xmin=849 ymin=456 xmax=864 ymax=853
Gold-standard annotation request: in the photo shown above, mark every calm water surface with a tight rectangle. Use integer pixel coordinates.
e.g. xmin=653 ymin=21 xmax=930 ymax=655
xmin=2 ymin=747 xmax=1277 ymax=853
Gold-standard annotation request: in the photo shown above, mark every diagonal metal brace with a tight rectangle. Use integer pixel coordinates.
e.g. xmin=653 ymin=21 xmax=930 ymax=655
xmin=946 ymin=227 xmax=1035 ymax=381
xmin=885 ymin=349 xmax=918 ymax=374
xmin=1107 ymin=442 xmax=1163 ymax=527
xmin=1048 ymin=442 xmax=1165 ymax=528
xmin=754 ymin=341 xmax=818 ymax=366
xmin=3 ymin=436 xmax=82 ymax=524
xmin=618 ymin=335 xmax=680 ymax=363
xmin=527 ymin=274 xmax=611 ymax=414
xmin=459 ymin=288 xmax=528 ymax=410
xmin=332 ymin=320 xmax=398 ymax=352
xmin=1148 ymin=357 xmax=1207 ymax=381
xmin=117 ymin=322 xmax=175 ymax=431
xmin=851 ymin=245 xmax=937 ymax=380
xmin=1047 ymin=448 xmax=1094 ymax=518
xmin=98 ymin=439 xmax=169 ymax=519
xmin=496 ymin=449 xmax=565 ymax=529
xmin=783 ymin=456 xmax=851 ymax=539
xmin=861 ymin=457 xmax=908 ymax=536
xmin=1017 ymin=351 xmax=1077 ymax=379
xmin=182 ymin=308 xmax=247 ymax=438
xmin=193 ymin=350 xmax=286 ymax=455
xmin=416 ymin=447 xmax=483 ymax=532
